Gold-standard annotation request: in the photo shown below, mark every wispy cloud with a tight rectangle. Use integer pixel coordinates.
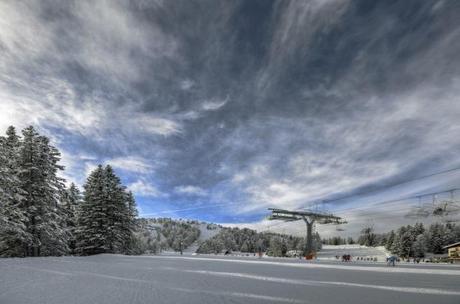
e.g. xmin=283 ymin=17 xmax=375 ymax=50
xmin=106 ymin=157 xmax=154 ymax=174
xmin=201 ymin=96 xmax=229 ymax=111
xmin=180 ymin=79 xmax=195 ymax=90
xmin=175 ymin=185 xmax=208 ymax=197
xmin=128 ymin=180 xmax=165 ymax=198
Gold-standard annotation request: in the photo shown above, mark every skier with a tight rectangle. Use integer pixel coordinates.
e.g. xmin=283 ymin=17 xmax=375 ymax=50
xmin=257 ymin=246 xmax=263 ymax=259
xmin=387 ymin=255 xmax=396 ymax=267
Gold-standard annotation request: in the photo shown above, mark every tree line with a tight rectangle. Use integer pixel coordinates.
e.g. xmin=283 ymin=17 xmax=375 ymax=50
xmin=0 ymin=126 xmax=137 ymax=257
xmin=322 ymin=236 xmax=355 ymax=245
xmin=356 ymin=222 xmax=460 ymax=258
xmin=196 ymin=226 xmax=322 ymax=257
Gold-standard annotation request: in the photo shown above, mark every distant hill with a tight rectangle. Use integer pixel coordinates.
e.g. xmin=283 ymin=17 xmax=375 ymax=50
xmin=135 ymin=218 xmax=322 ymax=257
xmin=135 ymin=218 xmax=222 ymax=254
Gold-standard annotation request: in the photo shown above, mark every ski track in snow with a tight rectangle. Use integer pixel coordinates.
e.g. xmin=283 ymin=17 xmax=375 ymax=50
xmin=139 ymin=255 xmax=460 ymax=276
xmin=4 ymin=263 xmax=303 ymax=303
xmin=179 ymin=269 xmax=460 ymax=296
xmin=171 ymin=287 xmax=304 ymax=303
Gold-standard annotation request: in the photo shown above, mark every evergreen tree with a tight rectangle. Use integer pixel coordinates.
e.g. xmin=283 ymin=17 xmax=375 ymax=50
xmin=426 ymin=223 xmax=446 ymax=254
xmin=358 ymin=226 xmax=377 ymax=246
xmin=445 ymin=223 xmax=460 ymax=246
xmin=268 ymin=236 xmax=287 ymax=257
xmin=0 ymin=127 xmax=29 ymax=257
xmin=397 ymin=229 xmax=414 ymax=258
xmin=412 ymin=234 xmax=427 ymax=258
xmin=76 ymin=165 xmax=138 ymax=255
xmin=413 ymin=222 xmax=425 ymax=235
xmin=385 ymin=230 xmax=395 ymax=251
xmin=62 ymin=183 xmax=82 ymax=253
xmin=313 ymin=232 xmax=322 ymax=251
xmin=17 ymin=127 xmax=68 ymax=256
xmin=123 ymin=191 xmax=139 ymax=254
xmin=76 ymin=165 xmax=107 ymax=255
xmin=102 ymin=165 xmax=130 ymax=252
xmin=391 ymin=226 xmax=405 ymax=254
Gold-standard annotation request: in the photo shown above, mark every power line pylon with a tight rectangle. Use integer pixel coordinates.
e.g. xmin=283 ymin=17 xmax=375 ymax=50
xmin=268 ymin=208 xmax=346 ymax=258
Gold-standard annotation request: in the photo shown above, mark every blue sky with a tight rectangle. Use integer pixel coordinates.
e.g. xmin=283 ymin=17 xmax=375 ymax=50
xmin=1 ymin=0 xmax=460 ymax=236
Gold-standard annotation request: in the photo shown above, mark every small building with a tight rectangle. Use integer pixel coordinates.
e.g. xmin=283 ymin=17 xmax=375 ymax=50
xmin=443 ymin=241 xmax=460 ymax=263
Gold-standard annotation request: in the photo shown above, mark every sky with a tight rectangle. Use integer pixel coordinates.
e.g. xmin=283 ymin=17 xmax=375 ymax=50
xmin=1 ymin=0 xmax=460 ymax=237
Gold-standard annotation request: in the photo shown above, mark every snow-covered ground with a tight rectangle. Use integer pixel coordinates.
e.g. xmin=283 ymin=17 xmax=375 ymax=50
xmin=1 ymin=254 xmax=459 ymax=304
xmin=317 ymin=244 xmax=390 ymax=262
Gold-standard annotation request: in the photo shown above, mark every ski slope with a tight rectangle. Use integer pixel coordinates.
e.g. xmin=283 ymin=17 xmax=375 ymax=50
xmin=317 ymin=244 xmax=390 ymax=261
xmin=1 ymin=254 xmax=459 ymax=304
xmin=183 ymin=223 xmax=221 ymax=253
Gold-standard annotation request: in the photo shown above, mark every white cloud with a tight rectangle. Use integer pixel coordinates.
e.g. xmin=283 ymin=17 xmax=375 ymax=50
xmin=0 ymin=0 xmax=181 ymax=139
xmin=175 ymin=185 xmax=208 ymax=197
xmin=106 ymin=157 xmax=153 ymax=174
xmin=0 ymin=0 xmax=177 ymax=85
xmin=0 ymin=1 xmax=55 ymax=68
xmin=136 ymin=114 xmax=182 ymax=136
xmin=0 ymin=78 xmax=101 ymax=136
xmin=180 ymin=79 xmax=194 ymax=90
xmin=223 ymin=80 xmax=460 ymax=218
xmin=201 ymin=96 xmax=229 ymax=111
xmin=0 ymin=76 xmax=183 ymax=139
xmin=57 ymin=150 xmax=89 ymax=187
xmin=257 ymin=0 xmax=350 ymax=91
xmin=128 ymin=180 xmax=164 ymax=197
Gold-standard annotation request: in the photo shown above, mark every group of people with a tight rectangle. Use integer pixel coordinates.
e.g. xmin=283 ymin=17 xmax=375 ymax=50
xmin=335 ymin=254 xmax=352 ymax=262
xmin=356 ymin=256 xmax=378 ymax=262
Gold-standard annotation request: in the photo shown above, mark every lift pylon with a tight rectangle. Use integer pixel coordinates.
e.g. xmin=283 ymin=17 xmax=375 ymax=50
xmin=268 ymin=208 xmax=346 ymax=257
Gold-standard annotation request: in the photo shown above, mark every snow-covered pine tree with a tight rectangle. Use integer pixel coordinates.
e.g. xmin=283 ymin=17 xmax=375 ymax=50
xmin=313 ymin=232 xmax=322 ymax=251
xmin=76 ymin=165 xmax=107 ymax=255
xmin=413 ymin=222 xmax=425 ymax=235
xmin=385 ymin=230 xmax=395 ymax=251
xmin=412 ymin=234 xmax=427 ymax=258
xmin=268 ymin=236 xmax=287 ymax=257
xmin=17 ymin=127 xmax=68 ymax=256
xmin=390 ymin=226 xmax=406 ymax=255
xmin=122 ymin=190 xmax=139 ymax=254
xmin=62 ymin=183 xmax=82 ymax=253
xmin=102 ymin=165 xmax=131 ymax=253
xmin=358 ymin=226 xmax=377 ymax=246
xmin=445 ymin=223 xmax=460 ymax=246
xmin=76 ymin=165 xmax=138 ymax=255
xmin=0 ymin=127 xmax=30 ymax=257
xmin=426 ymin=223 xmax=446 ymax=254
xmin=398 ymin=228 xmax=414 ymax=258
xmin=126 ymin=191 xmax=138 ymax=225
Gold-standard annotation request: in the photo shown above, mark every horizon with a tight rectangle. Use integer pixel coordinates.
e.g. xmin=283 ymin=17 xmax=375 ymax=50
xmin=1 ymin=0 xmax=460 ymax=238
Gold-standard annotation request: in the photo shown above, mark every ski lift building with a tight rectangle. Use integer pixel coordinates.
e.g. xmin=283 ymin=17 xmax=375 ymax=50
xmin=443 ymin=241 xmax=460 ymax=264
